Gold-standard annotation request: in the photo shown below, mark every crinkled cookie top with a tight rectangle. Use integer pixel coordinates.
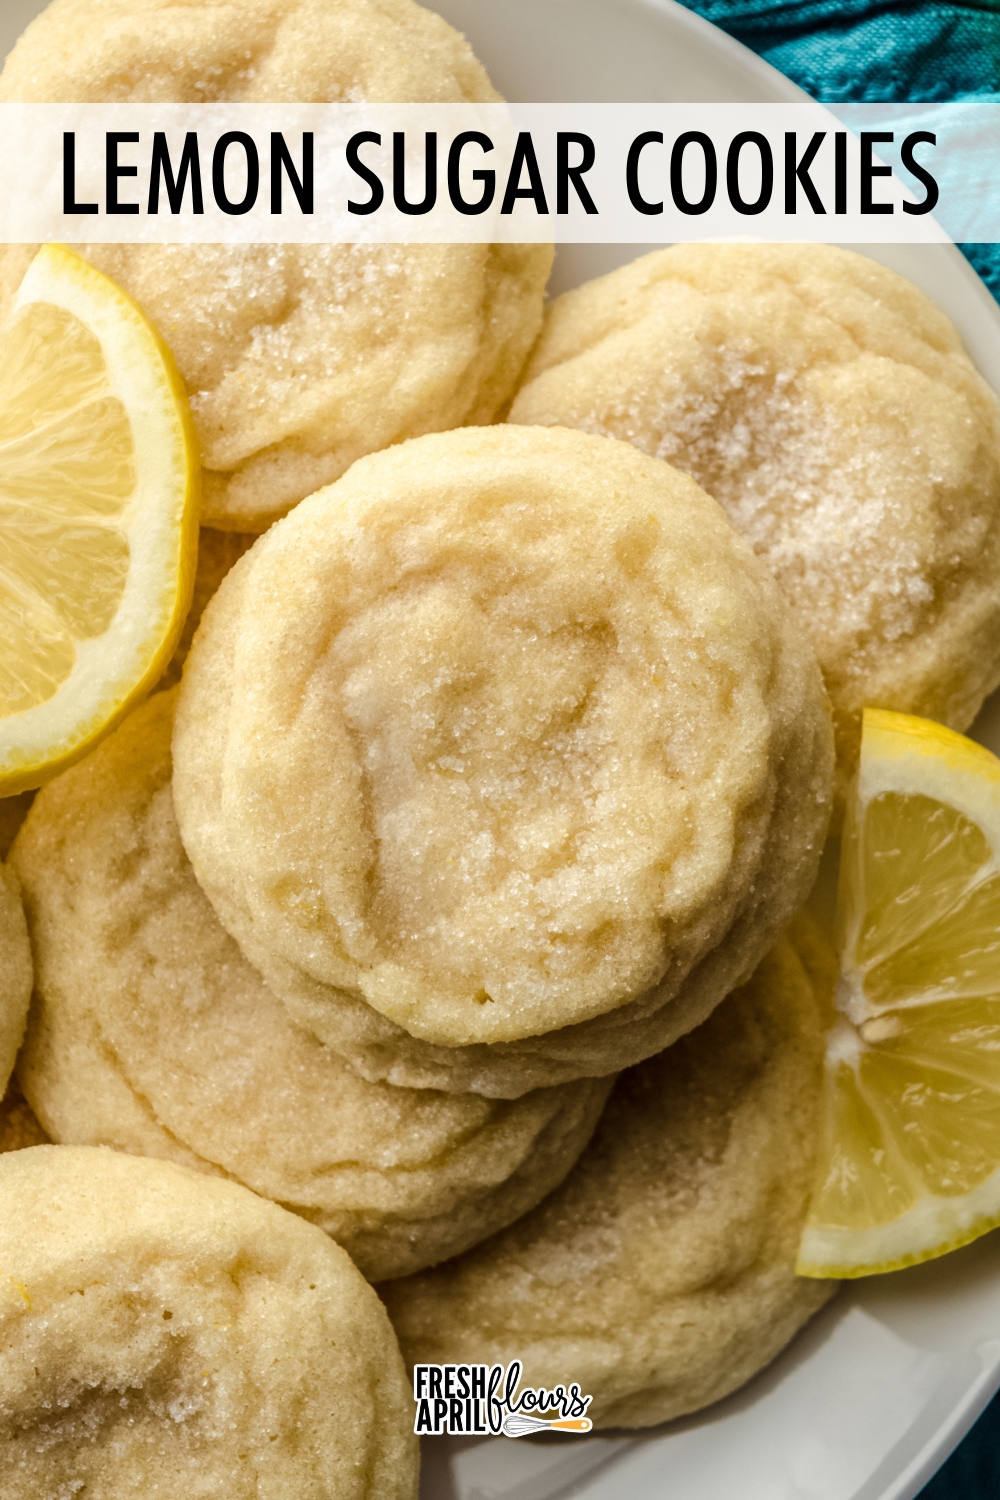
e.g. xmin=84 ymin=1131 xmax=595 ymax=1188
xmin=174 ymin=424 xmax=833 ymax=1047
xmin=0 ymin=0 xmax=496 ymax=105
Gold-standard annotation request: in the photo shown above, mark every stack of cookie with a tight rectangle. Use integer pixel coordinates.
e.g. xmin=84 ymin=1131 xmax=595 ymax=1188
xmin=5 ymin=418 xmax=837 ymax=1434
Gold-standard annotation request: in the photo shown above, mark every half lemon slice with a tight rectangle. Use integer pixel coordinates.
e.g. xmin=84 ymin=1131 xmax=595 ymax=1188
xmin=798 ymin=708 xmax=1000 ymax=1278
xmin=0 ymin=244 xmax=198 ymax=794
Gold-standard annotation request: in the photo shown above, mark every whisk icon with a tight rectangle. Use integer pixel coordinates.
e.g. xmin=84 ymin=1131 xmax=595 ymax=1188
xmin=502 ymin=1412 xmax=593 ymax=1438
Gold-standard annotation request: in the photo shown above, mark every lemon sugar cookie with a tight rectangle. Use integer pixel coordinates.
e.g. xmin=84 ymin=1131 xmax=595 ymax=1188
xmin=510 ymin=244 xmax=1000 ymax=793
xmin=383 ymin=920 xmax=838 ymax=1429
xmin=0 ymin=1145 xmax=418 ymax=1499
xmin=0 ymin=0 xmax=553 ymax=532
xmin=0 ymin=862 xmax=31 ymax=1100
xmin=174 ymin=424 xmax=834 ymax=1094
xmin=11 ymin=690 xmax=611 ymax=1281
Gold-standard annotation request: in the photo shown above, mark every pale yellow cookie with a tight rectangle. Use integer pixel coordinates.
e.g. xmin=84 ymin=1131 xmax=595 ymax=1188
xmin=0 ymin=861 xmax=31 ymax=1100
xmin=510 ymin=244 xmax=1000 ymax=794
xmin=174 ymin=424 xmax=834 ymax=1094
xmin=0 ymin=1145 xmax=418 ymax=1499
xmin=11 ymin=690 xmax=611 ymax=1281
xmin=0 ymin=0 xmax=553 ymax=531
xmin=382 ymin=919 xmax=838 ymax=1429
xmin=0 ymin=794 xmax=33 ymax=859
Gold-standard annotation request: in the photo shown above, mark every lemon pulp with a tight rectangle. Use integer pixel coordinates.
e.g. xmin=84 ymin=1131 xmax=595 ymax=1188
xmin=0 ymin=246 xmax=198 ymax=793
xmin=0 ymin=302 xmax=135 ymax=714
xmin=799 ymin=709 xmax=1000 ymax=1278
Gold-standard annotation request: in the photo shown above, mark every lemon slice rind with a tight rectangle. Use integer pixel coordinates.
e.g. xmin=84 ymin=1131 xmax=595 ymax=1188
xmin=798 ymin=1153 xmax=1000 ymax=1279
xmin=798 ymin=708 xmax=1000 ymax=1279
xmin=0 ymin=246 xmax=199 ymax=794
xmin=856 ymin=711 xmax=1000 ymax=847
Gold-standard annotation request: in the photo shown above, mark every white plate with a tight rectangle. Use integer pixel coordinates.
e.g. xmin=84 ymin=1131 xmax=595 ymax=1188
xmin=4 ymin=3 xmax=1000 ymax=1498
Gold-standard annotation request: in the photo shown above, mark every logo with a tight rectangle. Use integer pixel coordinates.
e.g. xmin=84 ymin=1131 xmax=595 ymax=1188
xmin=413 ymin=1360 xmax=593 ymax=1438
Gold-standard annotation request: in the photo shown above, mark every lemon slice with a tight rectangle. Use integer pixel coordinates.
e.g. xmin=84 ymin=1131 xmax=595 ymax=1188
xmin=798 ymin=707 xmax=1000 ymax=1278
xmin=0 ymin=244 xmax=198 ymax=795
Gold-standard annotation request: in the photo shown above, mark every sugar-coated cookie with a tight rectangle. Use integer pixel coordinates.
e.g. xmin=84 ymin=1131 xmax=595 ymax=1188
xmin=510 ymin=244 xmax=1000 ymax=793
xmin=0 ymin=1145 xmax=418 ymax=1498
xmin=0 ymin=0 xmax=552 ymax=531
xmin=11 ymin=690 xmax=611 ymax=1281
xmin=0 ymin=862 xmax=31 ymax=1100
xmin=382 ymin=919 xmax=838 ymax=1428
xmin=174 ymin=425 xmax=833 ymax=1094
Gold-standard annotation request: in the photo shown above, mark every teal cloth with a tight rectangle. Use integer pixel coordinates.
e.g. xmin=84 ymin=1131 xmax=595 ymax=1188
xmin=678 ymin=0 xmax=1000 ymax=299
xmin=675 ymin=2 xmax=1000 ymax=1494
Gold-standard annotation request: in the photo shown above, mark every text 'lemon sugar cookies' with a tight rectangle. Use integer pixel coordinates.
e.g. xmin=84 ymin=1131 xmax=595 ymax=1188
xmin=0 ymin=1146 xmax=418 ymax=1500
xmin=0 ymin=862 xmax=31 ymax=1100
xmin=10 ymin=690 xmax=611 ymax=1281
xmin=174 ymin=424 xmax=834 ymax=1095
xmin=509 ymin=244 xmax=1000 ymax=795
xmin=382 ymin=919 xmax=839 ymax=1429
xmin=0 ymin=0 xmax=553 ymax=532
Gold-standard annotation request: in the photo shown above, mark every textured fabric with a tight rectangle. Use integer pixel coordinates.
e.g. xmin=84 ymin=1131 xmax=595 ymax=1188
xmin=919 ymin=1375 xmax=1000 ymax=1497
xmin=678 ymin=0 xmax=1000 ymax=298
xmin=675 ymin=2 xmax=1000 ymax=1493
